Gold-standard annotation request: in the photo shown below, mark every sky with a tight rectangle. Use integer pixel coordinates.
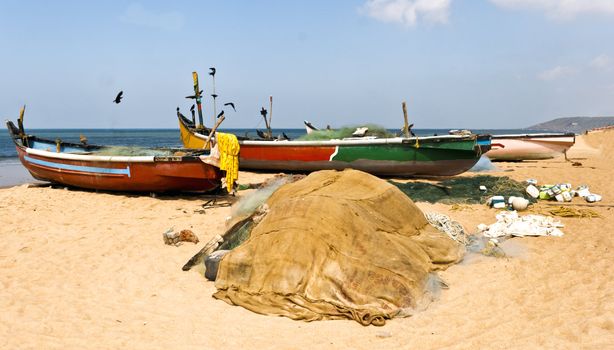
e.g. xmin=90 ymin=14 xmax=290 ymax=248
xmin=0 ymin=0 xmax=613 ymax=129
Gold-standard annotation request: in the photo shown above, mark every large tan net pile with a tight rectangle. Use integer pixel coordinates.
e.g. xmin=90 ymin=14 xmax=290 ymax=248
xmin=213 ymin=169 xmax=464 ymax=326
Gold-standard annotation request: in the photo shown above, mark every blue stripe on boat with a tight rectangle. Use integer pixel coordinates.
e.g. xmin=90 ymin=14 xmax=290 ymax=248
xmin=24 ymin=155 xmax=131 ymax=177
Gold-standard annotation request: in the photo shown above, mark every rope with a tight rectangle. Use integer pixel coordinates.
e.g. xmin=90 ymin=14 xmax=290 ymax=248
xmin=542 ymin=206 xmax=601 ymax=218
xmin=425 ymin=212 xmax=468 ymax=245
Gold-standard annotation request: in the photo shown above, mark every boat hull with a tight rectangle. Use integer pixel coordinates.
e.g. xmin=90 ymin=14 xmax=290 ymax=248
xmin=7 ymin=120 xmax=222 ymax=192
xmin=486 ymin=134 xmax=575 ymax=161
xmin=178 ymin=116 xmax=485 ymax=176
xmin=16 ymin=147 xmax=222 ymax=192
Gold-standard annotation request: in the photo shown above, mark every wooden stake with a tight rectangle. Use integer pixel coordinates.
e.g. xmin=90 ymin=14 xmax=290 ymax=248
xmin=204 ymin=116 xmax=226 ymax=150
xmin=402 ymin=101 xmax=409 ymax=138
xmin=268 ymin=95 xmax=273 ymax=138
xmin=192 ymin=72 xmax=205 ymax=129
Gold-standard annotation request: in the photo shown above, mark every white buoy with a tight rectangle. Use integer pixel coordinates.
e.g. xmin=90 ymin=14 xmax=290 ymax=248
xmin=511 ymin=197 xmax=529 ymax=211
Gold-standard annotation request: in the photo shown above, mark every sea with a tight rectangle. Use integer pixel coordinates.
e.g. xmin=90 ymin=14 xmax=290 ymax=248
xmin=0 ymin=127 xmax=545 ymax=187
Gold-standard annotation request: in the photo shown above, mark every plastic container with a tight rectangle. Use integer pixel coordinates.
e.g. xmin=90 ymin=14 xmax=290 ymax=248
xmin=562 ymin=191 xmax=573 ymax=202
xmin=526 ymin=185 xmax=540 ymax=199
xmin=585 ymin=194 xmax=602 ymax=203
xmin=539 ymin=191 xmax=552 ymax=200
xmin=489 ymin=195 xmax=506 ymax=209
xmin=576 ymin=186 xmax=591 ymax=198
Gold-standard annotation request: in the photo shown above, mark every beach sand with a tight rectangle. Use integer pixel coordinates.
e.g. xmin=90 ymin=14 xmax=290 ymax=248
xmin=0 ymin=131 xmax=612 ymax=349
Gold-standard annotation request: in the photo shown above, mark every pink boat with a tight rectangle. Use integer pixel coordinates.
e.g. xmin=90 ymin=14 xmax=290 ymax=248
xmin=486 ymin=133 xmax=576 ymax=161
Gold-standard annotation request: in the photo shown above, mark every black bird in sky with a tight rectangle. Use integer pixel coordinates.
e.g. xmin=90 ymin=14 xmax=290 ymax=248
xmin=209 ymin=67 xmax=216 ymax=76
xmin=217 ymin=110 xmax=224 ymax=119
xmin=224 ymin=102 xmax=236 ymax=112
xmin=260 ymin=107 xmax=267 ymax=117
xmin=113 ymin=91 xmax=123 ymax=104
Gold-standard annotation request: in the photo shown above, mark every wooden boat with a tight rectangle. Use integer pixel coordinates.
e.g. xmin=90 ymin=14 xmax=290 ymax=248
xmin=485 ymin=133 xmax=576 ymax=161
xmin=6 ymin=119 xmax=222 ymax=192
xmin=178 ymin=114 xmax=489 ymax=177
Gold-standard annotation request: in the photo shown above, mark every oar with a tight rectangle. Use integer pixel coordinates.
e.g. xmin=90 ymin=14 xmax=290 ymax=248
xmin=204 ymin=115 xmax=226 ymax=150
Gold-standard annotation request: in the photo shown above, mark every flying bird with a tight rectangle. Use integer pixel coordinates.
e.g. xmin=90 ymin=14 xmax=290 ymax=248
xmin=113 ymin=91 xmax=123 ymax=104
xmin=260 ymin=107 xmax=267 ymax=117
xmin=209 ymin=67 xmax=216 ymax=76
xmin=224 ymin=102 xmax=236 ymax=112
xmin=211 ymin=94 xmax=218 ymax=99
xmin=217 ymin=110 xmax=224 ymax=119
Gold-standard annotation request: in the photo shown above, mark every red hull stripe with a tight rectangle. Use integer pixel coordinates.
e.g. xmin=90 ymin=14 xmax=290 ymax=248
xmin=240 ymin=145 xmax=336 ymax=162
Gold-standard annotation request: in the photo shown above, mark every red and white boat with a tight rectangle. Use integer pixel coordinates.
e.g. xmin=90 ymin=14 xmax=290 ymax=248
xmin=485 ymin=133 xmax=576 ymax=161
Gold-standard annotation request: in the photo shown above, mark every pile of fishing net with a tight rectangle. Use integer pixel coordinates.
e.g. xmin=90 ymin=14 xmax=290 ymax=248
xmin=391 ymin=175 xmax=533 ymax=204
xmin=211 ymin=169 xmax=464 ymax=326
xmin=297 ymin=124 xmax=395 ymax=140
xmin=93 ymin=146 xmax=173 ymax=157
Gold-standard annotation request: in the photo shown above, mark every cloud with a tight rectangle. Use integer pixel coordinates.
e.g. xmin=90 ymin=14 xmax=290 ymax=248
xmin=590 ymin=54 xmax=612 ymax=70
xmin=119 ymin=3 xmax=184 ymax=31
xmin=361 ymin=0 xmax=451 ymax=27
xmin=489 ymin=0 xmax=614 ymax=19
xmin=538 ymin=65 xmax=575 ymax=81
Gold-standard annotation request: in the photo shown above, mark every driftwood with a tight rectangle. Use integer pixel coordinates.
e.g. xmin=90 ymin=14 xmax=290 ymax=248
xmin=182 ymin=234 xmax=223 ymax=271
xmin=182 ymin=214 xmax=255 ymax=271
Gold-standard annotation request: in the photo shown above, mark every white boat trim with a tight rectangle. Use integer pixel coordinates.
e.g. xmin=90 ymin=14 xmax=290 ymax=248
xmin=26 ymin=147 xmax=155 ymax=163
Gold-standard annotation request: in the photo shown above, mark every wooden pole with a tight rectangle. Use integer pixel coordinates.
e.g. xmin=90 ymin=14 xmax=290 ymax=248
xmin=192 ymin=72 xmax=204 ymax=129
xmin=268 ymin=95 xmax=273 ymax=138
xmin=211 ymin=75 xmax=217 ymax=127
xmin=402 ymin=101 xmax=409 ymax=138
xmin=204 ymin=116 xmax=226 ymax=150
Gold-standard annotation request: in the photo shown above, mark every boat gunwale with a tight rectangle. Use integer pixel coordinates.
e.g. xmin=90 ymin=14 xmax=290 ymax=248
xmin=7 ymin=120 xmax=214 ymax=164
xmin=491 ymin=133 xmax=576 ymax=140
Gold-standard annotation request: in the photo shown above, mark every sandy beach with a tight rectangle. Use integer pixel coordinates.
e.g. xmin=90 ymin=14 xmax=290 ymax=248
xmin=0 ymin=130 xmax=612 ymax=349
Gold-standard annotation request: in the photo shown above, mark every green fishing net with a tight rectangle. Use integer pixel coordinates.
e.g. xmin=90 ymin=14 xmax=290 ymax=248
xmin=297 ymin=124 xmax=395 ymax=140
xmin=391 ymin=175 xmax=533 ymax=204
xmin=93 ymin=146 xmax=173 ymax=157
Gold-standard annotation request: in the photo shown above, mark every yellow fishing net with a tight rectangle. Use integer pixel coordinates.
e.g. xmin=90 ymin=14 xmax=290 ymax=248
xmin=216 ymin=132 xmax=240 ymax=191
xmin=213 ymin=170 xmax=464 ymax=326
